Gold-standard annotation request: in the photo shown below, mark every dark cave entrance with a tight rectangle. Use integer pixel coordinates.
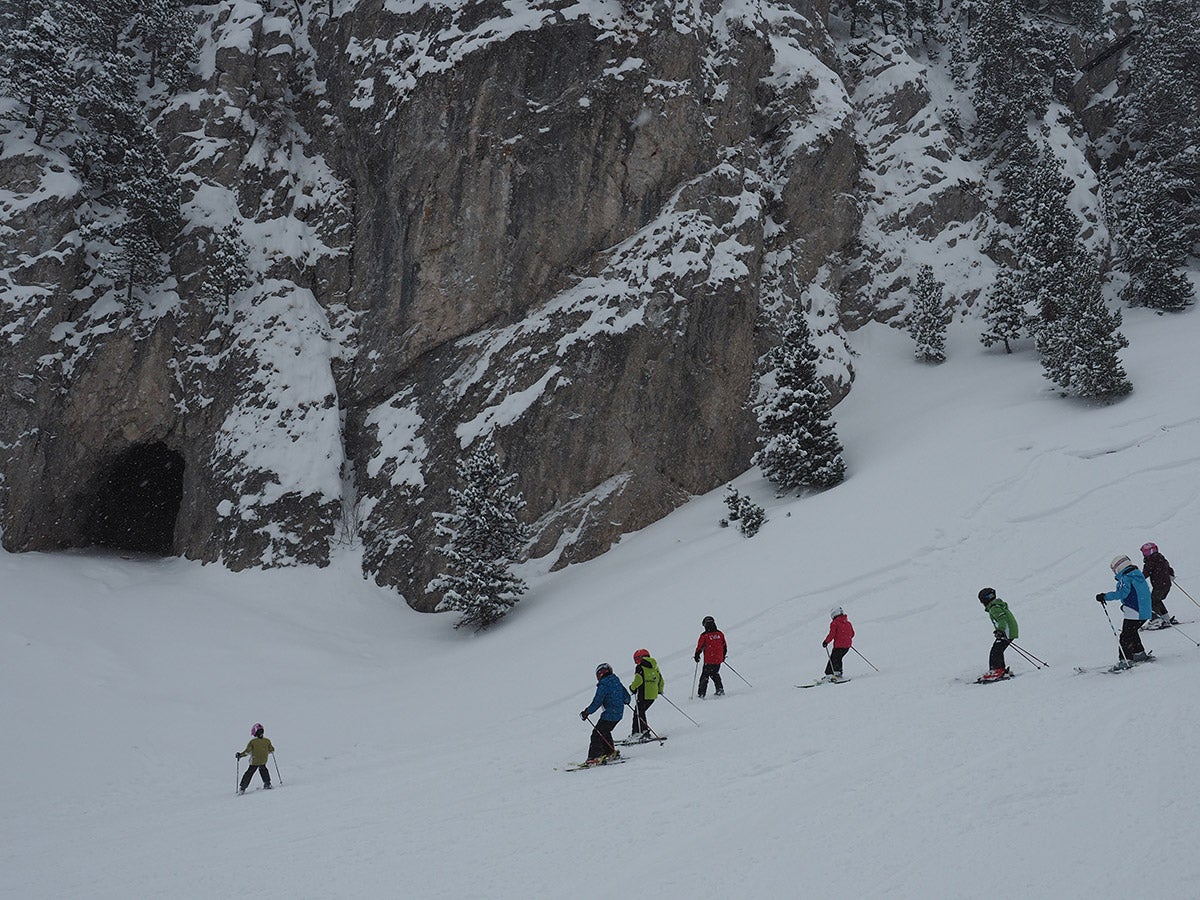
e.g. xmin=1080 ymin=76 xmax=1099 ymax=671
xmin=84 ymin=442 xmax=185 ymax=555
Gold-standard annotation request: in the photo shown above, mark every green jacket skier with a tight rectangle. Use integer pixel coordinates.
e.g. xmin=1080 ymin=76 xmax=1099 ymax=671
xmin=979 ymin=588 xmax=1018 ymax=681
xmin=629 ymin=649 xmax=663 ymax=739
xmin=236 ymin=723 xmax=275 ymax=792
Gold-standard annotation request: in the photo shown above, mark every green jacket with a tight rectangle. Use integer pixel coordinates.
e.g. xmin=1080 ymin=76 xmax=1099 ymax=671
xmin=985 ymin=598 xmax=1018 ymax=640
xmin=238 ymin=736 xmax=275 ymax=766
xmin=629 ymin=657 xmax=664 ymax=700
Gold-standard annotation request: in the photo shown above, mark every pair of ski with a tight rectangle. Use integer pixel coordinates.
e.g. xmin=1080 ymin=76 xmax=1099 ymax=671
xmin=1074 ymin=652 xmax=1156 ymax=675
xmin=559 ymin=735 xmax=669 ymax=772
xmin=796 ymin=677 xmax=851 ymax=688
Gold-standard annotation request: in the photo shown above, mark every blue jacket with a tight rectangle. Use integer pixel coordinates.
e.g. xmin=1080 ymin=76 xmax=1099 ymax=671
xmin=585 ymin=673 xmax=631 ymax=722
xmin=1103 ymin=565 xmax=1152 ymax=619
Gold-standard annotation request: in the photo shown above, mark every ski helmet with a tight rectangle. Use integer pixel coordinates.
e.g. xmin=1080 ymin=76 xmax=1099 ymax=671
xmin=830 ymin=606 xmax=843 ymax=619
xmin=251 ymin=723 xmax=264 ymax=737
xmin=633 ymin=649 xmax=650 ymax=664
xmin=1140 ymin=542 xmax=1158 ymax=557
xmin=595 ymin=662 xmax=612 ymax=680
xmin=702 ymin=616 xmax=716 ymax=630
xmin=1111 ymin=555 xmax=1132 ymax=574
xmin=978 ymin=587 xmax=996 ymax=604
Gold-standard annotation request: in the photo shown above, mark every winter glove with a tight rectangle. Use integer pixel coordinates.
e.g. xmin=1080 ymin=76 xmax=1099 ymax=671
xmin=1095 ymin=593 xmax=1106 ymax=603
xmin=235 ymin=752 xmax=243 ymax=759
xmin=822 ymin=641 xmax=829 ymax=648
xmin=579 ymin=710 xmax=588 ymax=721
xmin=694 ymin=654 xmax=700 ymax=663
xmin=993 ymin=629 xmax=1006 ymax=640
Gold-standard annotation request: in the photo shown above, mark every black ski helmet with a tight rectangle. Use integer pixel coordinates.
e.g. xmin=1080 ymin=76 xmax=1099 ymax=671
xmin=978 ymin=587 xmax=996 ymax=604
xmin=702 ymin=615 xmax=716 ymax=630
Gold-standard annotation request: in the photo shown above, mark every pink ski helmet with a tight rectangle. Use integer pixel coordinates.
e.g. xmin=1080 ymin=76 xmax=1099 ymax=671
xmin=1141 ymin=542 xmax=1158 ymax=557
xmin=251 ymin=723 xmax=264 ymax=737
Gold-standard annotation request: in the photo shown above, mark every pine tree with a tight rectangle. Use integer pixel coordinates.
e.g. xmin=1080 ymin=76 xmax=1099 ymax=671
xmin=1011 ymin=152 xmax=1080 ymax=326
xmin=131 ymin=0 xmax=197 ymax=91
xmin=970 ymin=0 xmax=1049 ymax=141
xmin=430 ymin=442 xmax=530 ymax=631
xmin=203 ymin=223 xmax=251 ymax=307
xmin=979 ymin=264 xmax=1029 ymax=353
xmin=1038 ymin=250 xmax=1131 ymax=399
xmin=0 ymin=4 xmax=78 ymax=145
xmin=1115 ymin=159 xmax=1194 ymax=310
xmin=754 ymin=310 xmax=846 ymax=491
xmin=907 ymin=265 xmax=949 ymax=363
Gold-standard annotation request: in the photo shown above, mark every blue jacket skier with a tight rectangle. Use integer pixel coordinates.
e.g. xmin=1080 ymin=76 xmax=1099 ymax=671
xmin=579 ymin=663 xmax=630 ymax=764
xmin=1096 ymin=554 xmax=1152 ymax=663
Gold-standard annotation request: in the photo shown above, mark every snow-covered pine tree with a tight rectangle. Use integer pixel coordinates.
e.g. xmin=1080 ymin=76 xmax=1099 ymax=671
xmin=753 ymin=310 xmax=846 ymax=491
xmin=1011 ymin=150 xmax=1080 ymax=326
xmin=203 ymin=223 xmax=251 ymax=308
xmin=1115 ymin=159 xmax=1194 ymax=310
xmin=130 ymin=0 xmax=197 ymax=91
xmin=979 ymin=264 xmax=1029 ymax=353
xmin=1038 ymin=249 xmax=1131 ymax=399
xmin=907 ymin=264 xmax=949 ymax=363
xmin=0 ymin=4 xmax=78 ymax=145
xmin=430 ymin=442 xmax=530 ymax=631
xmin=969 ymin=0 xmax=1049 ymax=142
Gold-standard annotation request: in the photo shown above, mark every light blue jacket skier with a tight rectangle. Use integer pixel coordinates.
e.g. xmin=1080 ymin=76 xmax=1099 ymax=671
xmin=1100 ymin=558 xmax=1152 ymax=620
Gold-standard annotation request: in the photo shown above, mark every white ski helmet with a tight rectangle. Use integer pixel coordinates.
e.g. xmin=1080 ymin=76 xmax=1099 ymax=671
xmin=1110 ymin=554 xmax=1132 ymax=574
xmin=830 ymin=606 xmax=843 ymax=619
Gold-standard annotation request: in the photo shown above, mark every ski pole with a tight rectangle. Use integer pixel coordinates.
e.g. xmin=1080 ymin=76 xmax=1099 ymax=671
xmin=1008 ymin=641 xmax=1049 ymax=668
xmin=1173 ymin=579 xmax=1200 ymax=611
xmin=658 ymin=692 xmax=700 ymax=727
xmin=851 ymin=646 xmax=880 ymax=672
xmin=690 ymin=659 xmax=699 ymax=699
xmin=1099 ymin=598 xmax=1128 ymax=662
xmin=723 ymin=661 xmax=753 ymax=687
xmin=625 ymin=702 xmax=666 ymax=744
xmin=1157 ymin=622 xmax=1200 ymax=648
xmin=271 ymin=752 xmax=283 ymax=786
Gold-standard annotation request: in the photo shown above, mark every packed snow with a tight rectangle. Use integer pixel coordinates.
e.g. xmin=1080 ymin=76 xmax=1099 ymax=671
xmin=5 ymin=309 xmax=1200 ymax=898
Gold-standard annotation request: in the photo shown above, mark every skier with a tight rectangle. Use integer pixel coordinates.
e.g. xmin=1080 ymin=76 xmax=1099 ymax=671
xmin=978 ymin=588 xmax=1018 ymax=681
xmin=693 ymin=615 xmax=728 ymax=698
xmin=1140 ymin=541 xmax=1178 ymax=628
xmin=821 ymin=607 xmax=854 ymax=682
xmin=580 ymin=663 xmax=630 ymax=765
xmin=236 ymin=723 xmax=275 ymax=793
xmin=628 ymin=649 xmax=663 ymax=740
xmin=1096 ymin=554 xmax=1152 ymax=664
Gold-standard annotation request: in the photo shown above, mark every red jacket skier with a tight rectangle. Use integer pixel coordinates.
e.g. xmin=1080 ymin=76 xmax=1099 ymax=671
xmin=821 ymin=607 xmax=854 ymax=682
xmin=694 ymin=616 xmax=727 ymax=697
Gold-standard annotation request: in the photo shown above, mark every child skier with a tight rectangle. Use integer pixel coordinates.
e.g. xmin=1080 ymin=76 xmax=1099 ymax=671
xmin=1096 ymin=554 xmax=1152 ymax=664
xmin=821 ymin=607 xmax=854 ymax=682
xmin=1140 ymin=541 xmax=1178 ymax=628
xmin=580 ymin=663 xmax=630 ymax=764
xmin=628 ymin=649 xmax=664 ymax=740
xmin=235 ymin=723 xmax=275 ymax=793
xmin=693 ymin=615 xmax=728 ymax=698
xmin=978 ymin=588 xmax=1018 ymax=681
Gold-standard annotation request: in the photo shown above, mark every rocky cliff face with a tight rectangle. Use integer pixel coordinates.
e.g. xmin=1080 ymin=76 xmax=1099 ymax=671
xmin=0 ymin=0 xmax=1126 ymax=608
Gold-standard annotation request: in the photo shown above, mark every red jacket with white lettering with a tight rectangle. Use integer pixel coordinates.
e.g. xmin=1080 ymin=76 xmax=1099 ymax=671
xmin=695 ymin=629 xmax=727 ymax=665
xmin=823 ymin=615 xmax=854 ymax=649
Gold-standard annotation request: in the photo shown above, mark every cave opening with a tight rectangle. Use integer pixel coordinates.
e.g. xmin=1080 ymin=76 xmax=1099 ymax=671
xmin=84 ymin=442 xmax=185 ymax=555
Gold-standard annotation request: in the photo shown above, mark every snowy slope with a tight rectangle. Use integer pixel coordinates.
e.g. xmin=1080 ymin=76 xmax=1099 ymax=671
xmin=5 ymin=309 xmax=1200 ymax=899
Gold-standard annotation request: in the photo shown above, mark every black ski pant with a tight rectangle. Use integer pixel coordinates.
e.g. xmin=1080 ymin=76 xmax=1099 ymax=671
xmin=1150 ymin=584 xmax=1172 ymax=618
xmin=1120 ymin=618 xmax=1147 ymax=659
xmin=588 ymin=718 xmax=619 ymax=760
xmin=698 ymin=663 xmax=723 ymax=697
xmin=631 ymin=697 xmax=655 ymax=735
xmin=240 ymin=764 xmax=271 ymax=791
xmin=825 ymin=647 xmax=849 ymax=676
xmin=989 ymin=638 xmax=1010 ymax=671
